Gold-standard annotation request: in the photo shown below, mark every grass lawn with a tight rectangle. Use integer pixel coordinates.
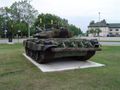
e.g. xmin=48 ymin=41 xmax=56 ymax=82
xmin=0 ymin=44 xmax=120 ymax=90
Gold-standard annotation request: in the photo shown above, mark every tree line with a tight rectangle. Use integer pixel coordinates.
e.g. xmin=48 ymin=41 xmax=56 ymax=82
xmin=0 ymin=0 xmax=83 ymax=38
xmin=86 ymin=28 xmax=102 ymax=37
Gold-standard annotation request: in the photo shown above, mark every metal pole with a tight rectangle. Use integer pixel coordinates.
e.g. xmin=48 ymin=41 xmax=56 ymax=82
xmin=98 ymin=12 xmax=101 ymax=41
xmin=98 ymin=12 xmax=101 ymax=22
xmin=43 ymin=15 xmax=46 ymax=30
xmin=18 ymin=30 xmax=21 ymax=43
xmin=51 ymin=20 xmax=53 ymax=29
xmin=44 ymin=24 xmax=45 ymax=30
xmin=28 ymin=24 xmax=30 ymax=38
xmin=28 ymin=1 xmax=31 ymax=38
xmin=18 ymin=34 xmax=19 ymax=43
xmin=4 ymin=30 xmax=7 ymax=38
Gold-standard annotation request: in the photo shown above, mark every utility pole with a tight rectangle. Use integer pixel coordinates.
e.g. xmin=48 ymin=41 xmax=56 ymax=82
xmin=98 ymin=12 xmax=101 ymax=41
xmin=28 ymin=0 xmax=31 ymax=38
xmin=51 ymin=20 xmax=53 ymax=29
xmin=28 ymin=24 xmax=30 ymax=38
xmin=98 ymin=12 xmax=101 ymax=22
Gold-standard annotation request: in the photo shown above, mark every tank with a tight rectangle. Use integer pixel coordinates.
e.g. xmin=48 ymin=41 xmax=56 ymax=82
xmin=23 ymin=27 xmax=101 ymax=64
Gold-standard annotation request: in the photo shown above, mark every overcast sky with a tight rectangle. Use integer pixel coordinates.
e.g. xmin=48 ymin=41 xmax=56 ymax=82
xmin=0 ymin=0 xmax=120 ymax=32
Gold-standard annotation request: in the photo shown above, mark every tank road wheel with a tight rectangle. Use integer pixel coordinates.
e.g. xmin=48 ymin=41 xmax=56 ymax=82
xmin=32 ymin=51 xmax=37 ymax=60
xmin=34 ymin=52 xmax=47 ymax=64
xmin=27 ymin=48 xmax=31 ymax=57
xmin=38 ymin=53 xmax=48 ymax=64
xmin=79 ymin=51 xmax=96 ymax=61
xmin=37 ymin=48 xmax=55 ymax=64
xmin=28 ymin=49 xmax=33 ymax=59
xmin=34 ymin=51 xmax=39 ymax=61
xmin=31 ymin=50 xmax=36 ymax=59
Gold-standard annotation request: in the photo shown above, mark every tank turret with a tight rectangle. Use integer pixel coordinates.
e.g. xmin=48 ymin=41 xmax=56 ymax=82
xmin=23 ymin=27 xmax=101 ymax=64
xmin=33 ymin=27 xmax=72 ymax=39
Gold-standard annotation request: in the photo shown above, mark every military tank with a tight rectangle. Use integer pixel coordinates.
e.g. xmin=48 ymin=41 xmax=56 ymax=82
xmin=23 ymin=27 xmax=101 ymax=64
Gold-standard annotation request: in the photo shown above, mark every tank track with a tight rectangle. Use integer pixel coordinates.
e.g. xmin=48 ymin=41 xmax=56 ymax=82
xmin=25 ymin=47 xmax=96 ymax=64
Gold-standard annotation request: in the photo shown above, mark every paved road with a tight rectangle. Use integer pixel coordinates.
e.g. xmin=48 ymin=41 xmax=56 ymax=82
xmin=0 ymin=39 xmax=26 ymax=44
xmin=100 ymin=42 xmax=120 ymax=46
xmin=0 ymin=39 xmax=120 ymax=46
xmin=77 ymin=36 xmax=120 ymax=41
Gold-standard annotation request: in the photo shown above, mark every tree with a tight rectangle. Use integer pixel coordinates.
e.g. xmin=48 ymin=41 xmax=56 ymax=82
xmin=0 ymin=7 xmax=10 ymax=38
xmin=10 ymin=0 xmax=39 ymax=37
xmin=95 ymin=28 xmax=102 ymax=36
xmin=13 ymin=21 xmax=28 ymax=37
xmin=68 ymin=24 xmax=82 ymax=36
xmin=89 ymin=29 xmax=95 ymax=37
xmin=0 ymin=0 xmax=39 ymax=38
xmin=34 ymin=13 xmax=82 ymax=36
xmin=34 ymin=13 xmax=69 ymax=29
xmin=0 ymin=15 xmax=4 ymax=37
xmin=10 ymin=0 xmax=38 ymax=25
xmin=86 ymin=30 xmax=90 ymax=36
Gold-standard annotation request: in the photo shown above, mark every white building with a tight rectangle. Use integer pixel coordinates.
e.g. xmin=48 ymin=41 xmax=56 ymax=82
xmin=88 ymin=20 xmax=120 ymax=37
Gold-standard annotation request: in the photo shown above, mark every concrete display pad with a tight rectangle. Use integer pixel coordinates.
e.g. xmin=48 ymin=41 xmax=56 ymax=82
xmin=23 ymin=53 xmax=105 ymax=72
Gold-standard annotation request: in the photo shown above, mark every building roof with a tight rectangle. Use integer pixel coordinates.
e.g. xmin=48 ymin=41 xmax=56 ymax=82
xmin=89 ymin=22 xmax=107 ymax=27
xmin=88 ymin=20 xmax=120 ymax=28
xmin=108 ymin=23 xmax=120 ymax=28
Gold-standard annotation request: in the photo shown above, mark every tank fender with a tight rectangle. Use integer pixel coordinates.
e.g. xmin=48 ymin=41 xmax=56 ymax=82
xmin=43 ymin=45 xmax=57 ymax=51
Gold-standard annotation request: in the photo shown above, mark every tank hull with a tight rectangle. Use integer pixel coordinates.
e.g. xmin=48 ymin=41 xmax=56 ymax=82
xmin=23 ymin=38 xmax=101 ymax=64
xmin=24 ymin=45 xmax=101 ymax=63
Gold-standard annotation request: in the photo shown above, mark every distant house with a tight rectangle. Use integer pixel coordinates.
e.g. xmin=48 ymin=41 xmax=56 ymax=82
xmin=88 ymin=20 xmax=120 ymax=37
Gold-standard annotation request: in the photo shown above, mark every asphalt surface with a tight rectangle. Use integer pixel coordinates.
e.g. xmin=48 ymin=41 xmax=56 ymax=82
xmin=0 ymin=39 xmax=26 ymax=44
xmin=100 ymin=42 xmax=120 ymax=46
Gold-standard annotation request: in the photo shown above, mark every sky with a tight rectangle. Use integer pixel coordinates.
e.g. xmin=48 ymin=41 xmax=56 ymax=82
xmin=0 ymin=0 xmax=120 ymax=32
